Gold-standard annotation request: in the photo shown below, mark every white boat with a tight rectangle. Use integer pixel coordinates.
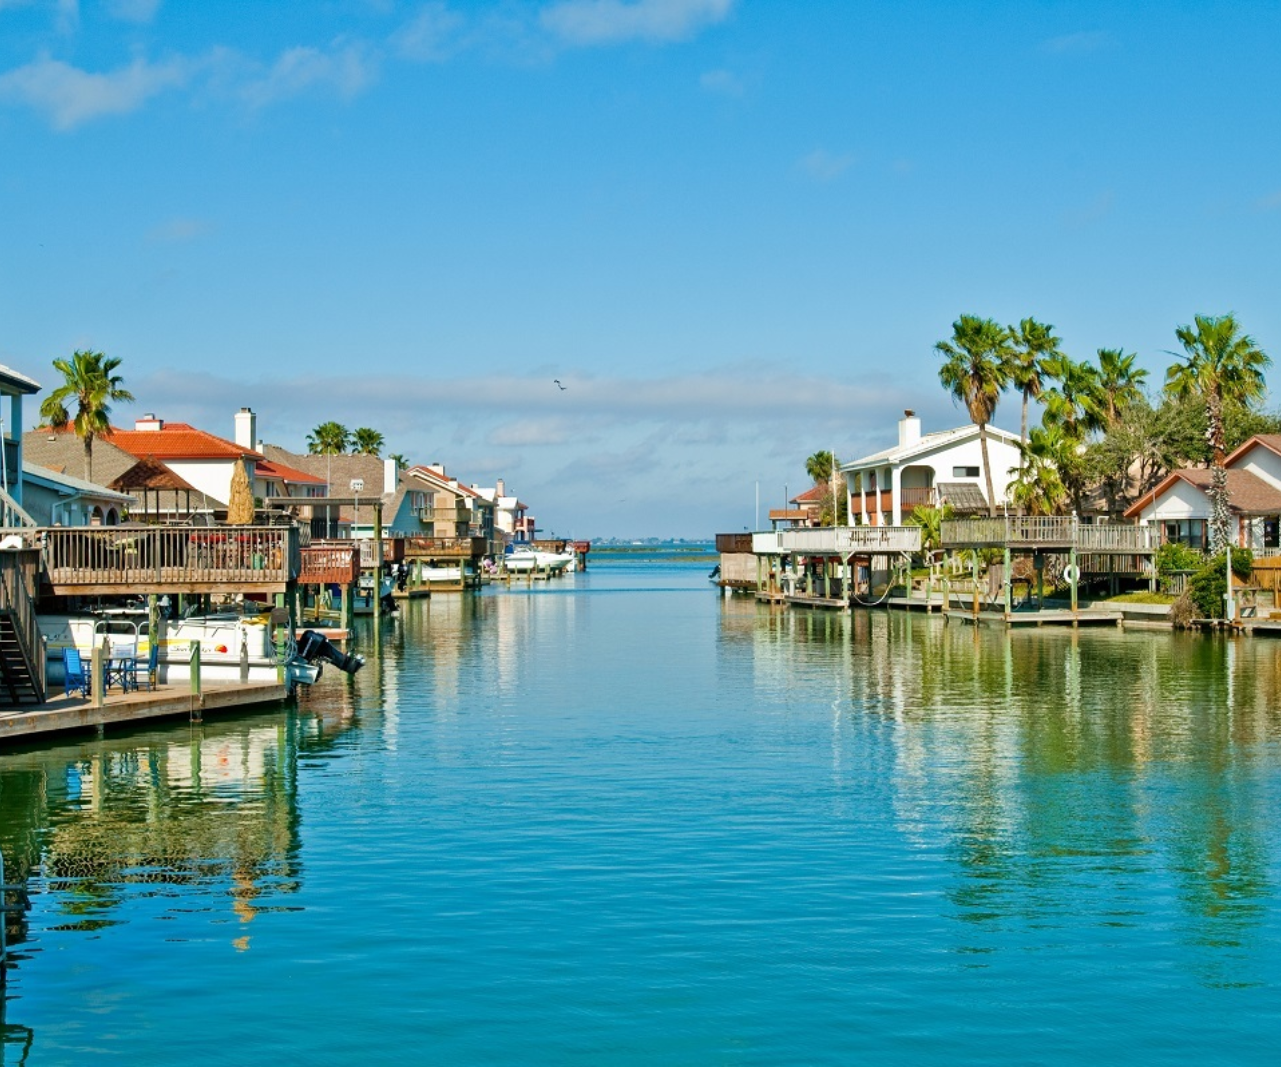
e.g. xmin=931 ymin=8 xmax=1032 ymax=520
xmin=502 ymin=545 xmax=574 ymax=575
xmin=40 ymin=609 xmax=282 ymax=685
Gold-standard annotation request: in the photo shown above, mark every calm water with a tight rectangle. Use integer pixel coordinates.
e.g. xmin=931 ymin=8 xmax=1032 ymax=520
xmin=3 ymin=553 xmax=1281 ymax=1064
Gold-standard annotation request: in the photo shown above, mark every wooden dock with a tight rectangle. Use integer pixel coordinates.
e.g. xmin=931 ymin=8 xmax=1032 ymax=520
xmin=956 ymin=608 xmax=1124 ymax=628
xmin=0 ymin=680 xmax=288 ymax=744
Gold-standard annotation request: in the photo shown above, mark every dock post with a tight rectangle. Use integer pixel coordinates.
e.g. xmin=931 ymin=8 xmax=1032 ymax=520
xmin=190 ymin=641 xmax=202 ymax=721
xmin=1069 ymin=547 xmax=1079 ymax=617
xmin=91 ymin=640 xmax=105 ymax=709
xmin=942 ymin=575 xmax=949 ymax=619
xmin=972 ymin=552 xmax=980 ymax=619
xmin=1003 ymin=547 xmax=1012 ymax=616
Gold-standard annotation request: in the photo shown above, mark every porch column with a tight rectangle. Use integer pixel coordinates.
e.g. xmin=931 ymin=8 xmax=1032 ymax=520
xmin=859 ymin=476 xmax=868 ymax=526
xmin=891 ymin=466 xmax=903 ymax=526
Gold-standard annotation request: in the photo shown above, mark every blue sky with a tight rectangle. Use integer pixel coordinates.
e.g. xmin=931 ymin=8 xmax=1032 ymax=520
xmin=2 ymin=0 xmax=1280 ymax=538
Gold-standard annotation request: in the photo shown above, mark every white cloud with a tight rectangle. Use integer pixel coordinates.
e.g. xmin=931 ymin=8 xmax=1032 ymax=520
xmin=106 ymin=0 xmax=163 ymax=22
xmin=55 ymin=0 xmax=77 ymax=33
xmin=1042 ymin=30 xmax=1113 ymax=55
xmin=797 ymin=148 xmax=853 ymax=183
xmin=0 ymin=52 xmax=190 ymax=128
xmin=391 ymin=3 xmax=465 ymax=62
xmin=240 ymin=41 xmax=379 ymax=107
xmin=699 ymin=67 xmax=743 ymax=97
xmin=490 ymin=418 xmax=579 ymax=447
xmin=540 ymin=0 xmax=734 ymax=46
xmin=146 ymin=217 xmax=212 ymax=243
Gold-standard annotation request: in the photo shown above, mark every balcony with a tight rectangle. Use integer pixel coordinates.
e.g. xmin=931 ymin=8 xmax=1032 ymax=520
xmin=299 ymin=543 xmax=360 ymax=585
xmin=900 ymin=487 xmax=936 ymax=511
xmin=419 ymin=507 xmax=469 ymax=523
xmin=942 ymin=517 xmax=1155 ymax=552
xmin=400 ymin=536 xmax=488 ymax=559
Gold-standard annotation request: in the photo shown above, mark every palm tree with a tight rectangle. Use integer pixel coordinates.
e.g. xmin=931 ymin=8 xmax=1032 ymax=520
xmin=1040 ymin=354 xmax=1104 ymax=441
xmin=352 ymin=428 xmax=385 ymax=457
xmin=1006 ymin=318 xmax=1062 ymax=446
xmin=307 ymin=422 xmax=350 ymax=455
xmin=39 ymin=350 xmax=135 ymax=482
xmin=805 ymin=450 xmax=837 ymax=484
xmin=388 ymin=452 xmax=409 ymax=470
xmin=1095 ymin=348 xmax=1147 ymax=427
xmin=1166 ymin=313 xmax=1271 ymax=551
xmin=1009 ymin=425 xmax=1072 ymax=515
xmin=936 ymin=315 xmax=1012 ymax=517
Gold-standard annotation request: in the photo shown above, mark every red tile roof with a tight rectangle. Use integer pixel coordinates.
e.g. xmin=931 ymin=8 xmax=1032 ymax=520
xmin=791 ymin=485 xmax=827 ymax=504
xmin=43 ymin=422 xmax=254 ymax=461
xmin=256 ymin=458 xmax=325 ymax=485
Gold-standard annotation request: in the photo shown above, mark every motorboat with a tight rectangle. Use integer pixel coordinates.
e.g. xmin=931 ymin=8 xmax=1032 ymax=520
xmin=501 ymin=544 xmax=574 ymax=575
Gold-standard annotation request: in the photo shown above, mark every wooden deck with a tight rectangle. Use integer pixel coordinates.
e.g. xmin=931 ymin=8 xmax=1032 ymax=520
xmin=0 ymin=679 xmax=288 ymax=743
xmin=942 ymin=517 xmax=1155 ymax=553
xmin=956 ymin=608 xmax=1124 ymax=628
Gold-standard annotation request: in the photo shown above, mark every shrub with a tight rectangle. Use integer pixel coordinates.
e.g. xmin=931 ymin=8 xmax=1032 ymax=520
xmin=1185 ymin=549 xmax=1254 ymax=619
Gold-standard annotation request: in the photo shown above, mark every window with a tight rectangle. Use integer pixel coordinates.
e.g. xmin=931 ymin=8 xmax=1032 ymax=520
xmin=953 ymin=466 xmax=980 ymax=478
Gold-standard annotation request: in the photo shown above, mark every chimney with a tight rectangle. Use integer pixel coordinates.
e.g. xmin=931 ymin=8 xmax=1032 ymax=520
xmin=234 ymin=407 xmax=257 ymax=450
xmin=384 ymin=457 xmax=398 ymax=495
xmin=496 ymin=478 xmax=506 ymax=499
xmin=898 ymin=409 xmax=921 ymax=448
xmin=135 ymin=414 xmax=163 ymax=432
xmin=427 ymin=463 xmax=445 ymax=476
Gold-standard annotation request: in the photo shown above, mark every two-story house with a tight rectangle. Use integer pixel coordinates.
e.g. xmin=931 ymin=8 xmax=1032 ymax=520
xmin=840 ymin=411 xmax=1022 ymax=526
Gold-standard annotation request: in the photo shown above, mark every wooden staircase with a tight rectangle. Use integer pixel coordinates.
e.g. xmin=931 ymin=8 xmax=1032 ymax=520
xmin=0 ymin=551 xmax=45 ymax=707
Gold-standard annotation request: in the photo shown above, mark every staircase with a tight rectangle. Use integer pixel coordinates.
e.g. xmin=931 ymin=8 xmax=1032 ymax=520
xmin=0 ymin=553 xmax=45 ymax=707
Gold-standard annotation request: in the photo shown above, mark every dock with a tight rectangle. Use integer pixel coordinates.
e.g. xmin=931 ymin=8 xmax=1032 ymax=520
xmin=0 ymin=680 xmax=288 ymax=744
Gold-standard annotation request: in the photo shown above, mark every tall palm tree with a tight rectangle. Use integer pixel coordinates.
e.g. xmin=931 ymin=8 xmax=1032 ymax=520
xmin=1009 ymin=425 xmax=1072 ymax=516
xmin=1095 ymin=348 xmax=1147 ymax=427
xmin=388 ymin=452 xmax=409 ymax=470
xmin=1040 ymin=353 xmax=1104 ymax=441
xmin=1166 ymin=313 xmax=1271 ymax=551
xmin=352 ymin=427 xmax=385 ymax=457
xmin=1006 ymin=318 xmax=1062 ymax=446
xmin=936 ymin=315 xmax=1012 ymax=516
xmin=307 ymin=422 xmax=350 ymax=455
xmin=39 ymin=350 xmax=135 ymax=483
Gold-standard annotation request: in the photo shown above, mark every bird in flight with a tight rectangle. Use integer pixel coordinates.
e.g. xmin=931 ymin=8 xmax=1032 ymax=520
xmin=553 ymin=380 xmax=567 ymax=390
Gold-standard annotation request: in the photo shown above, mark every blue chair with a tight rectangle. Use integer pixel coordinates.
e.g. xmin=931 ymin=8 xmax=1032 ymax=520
xmin=133 ymin=643 xmax=159 ymax=691
xmin=63 ymin=647 xmax=89 ymax=698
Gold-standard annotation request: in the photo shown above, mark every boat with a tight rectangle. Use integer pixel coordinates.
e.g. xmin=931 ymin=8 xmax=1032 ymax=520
xmin=501 ymin=544 xmax=574 ymax=575
xmin=40 ymin=608 xmax=283 ymax=685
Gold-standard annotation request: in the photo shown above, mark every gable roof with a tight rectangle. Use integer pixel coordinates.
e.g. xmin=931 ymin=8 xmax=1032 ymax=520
xmin=256 ymin=458 xmax=326 ymax=486
xmin=23 ymin=430 xmax=139 ymax=487
xmin=39 ymin=421 xmax=257 ymax=461
xmin=842 ymin=423 xmax=1021 ymax=470
xmin=1124 ymin=467 xmax=1281 ymax=518
xmin=108 ymin=455 xmax=198 ymax=492
xmin=791 ymin=485 xmax=827 ymax=505
xmin=22 ymin=461 xmax=135 ymax=502
xmin=1225 ymin=433 xmax=1281 ymax=468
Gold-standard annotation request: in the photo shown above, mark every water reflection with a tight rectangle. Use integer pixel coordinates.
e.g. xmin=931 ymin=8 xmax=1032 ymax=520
xmin=719 ymin=603 xmax=1281 ymax=985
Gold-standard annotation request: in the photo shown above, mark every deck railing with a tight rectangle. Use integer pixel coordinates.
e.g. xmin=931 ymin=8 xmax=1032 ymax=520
xmin=754 ymin=525 xmax=921 ymax=556
xmin=299 ymin=543 xmax=360 ymax=585
xmin=399 ymin=535 xmax=488 ymax=558
xmin=39 ymin=525 xmax=300 ymax=591
xmin=0 ymin=549 xmax=45 ymax=703
xmin=942 ymin=517 xmax=1154 ymax=551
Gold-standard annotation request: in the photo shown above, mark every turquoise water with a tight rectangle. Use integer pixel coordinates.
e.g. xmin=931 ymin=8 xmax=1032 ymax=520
xmin=3 ymin=553 xmax=1281 ymax=1064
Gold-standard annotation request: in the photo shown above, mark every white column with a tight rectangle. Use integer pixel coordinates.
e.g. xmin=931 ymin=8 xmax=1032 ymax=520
xmin=859 ymin=475 xmax=868 ymax=525
xmin=891 ymin=466 xmax=902 ymax=526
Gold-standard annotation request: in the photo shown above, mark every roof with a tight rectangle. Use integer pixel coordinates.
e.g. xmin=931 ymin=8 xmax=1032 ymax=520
xmin=22 ymin=461 xmax=134 ymax=502
xmin=842 ymin=423 xmax=1021 ymax=471
xmin=256 ymin=458 xmax=326 ymax=486
xmin=791 ymin=485 xmax=827 ymax=505
xmin=1225 ymin=433 xmax=1281 ymax=468
xmin=261 ymin=445 xmax=397 ymax=525
xmin=40 ymin=421 xmax=259 ymax=461
xmin=1124 ymin=467 xmax=1281 ymax=518
xmin=935 ymin=482 xmax=989 ymax=514
xmin=23 ymin=430 xmax=139 ymax=486
xmin=0 ymin=363 xmax=40 ymax=395
xmin=108 ymin=455 xmax=198 ymax=492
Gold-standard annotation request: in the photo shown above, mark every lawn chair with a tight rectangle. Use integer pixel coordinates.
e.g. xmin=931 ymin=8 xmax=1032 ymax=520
xmin=107 ymin=639 xmax=139 ymax=692
xmin=133 ymin=642 xmax=159 ymax=691
xmin=63 ymin=647 xmax=89 ymax=698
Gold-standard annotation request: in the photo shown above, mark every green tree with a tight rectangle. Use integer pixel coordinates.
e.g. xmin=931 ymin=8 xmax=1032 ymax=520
xmin=805 ymin=450 xmax=838 ymax=484
xmin=1009 ymin=425 xmax=1072 ymax=515
xmin=1095 ymin=348 xmax=1148 ymax=427
xmin=1041 ymin=353 xmax=1104 ymax=441
xmin=1165 ymin=313 xmax=1271 ymax=552
xmin=388 ymin=452 xmax=409 ymax=469
xmin=39 ymin=350 xmax=135 ymax=483
xmin=307 ymin=421 xmax=350 ymax=455
xmin=352 ymin=427 xmax=385 ymax=456
xmin=936 ymin=315 xmax=1012 ymax=517
xmin=1006 ymin=318 xmax=1062 ymax=446
xmin=907 ymin=502 xmax=954 ymax=553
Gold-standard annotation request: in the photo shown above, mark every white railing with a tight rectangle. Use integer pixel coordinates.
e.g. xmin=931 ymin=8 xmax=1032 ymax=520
xmin=753 ymin=526 xmax=921 ymax=556
xmin=943 ymin=517 xmax=1153 ymax=551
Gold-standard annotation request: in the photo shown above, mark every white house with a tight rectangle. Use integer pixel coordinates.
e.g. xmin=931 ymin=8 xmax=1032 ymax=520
xmin=840 ymin=410 xmax=1023 ymax=526
xmin=20 ymin=462 xmax=136 ymax=527
xmin=1125 ymin=435 xmax=1281 ymax=550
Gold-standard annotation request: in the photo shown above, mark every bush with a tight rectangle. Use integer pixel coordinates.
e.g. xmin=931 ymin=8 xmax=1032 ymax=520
xmin=1185 ymin=549 xmax=1254 ymax=619
xmin=1155 ymin=541 xmax=1204 ymax=577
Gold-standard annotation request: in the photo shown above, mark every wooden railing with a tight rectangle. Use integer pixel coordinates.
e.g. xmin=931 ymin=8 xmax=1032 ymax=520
xmin=399 ymin=536 xmax=488 ymax=558
xmin=299 ymin=543 xmax=360 ymax=585
xmin=716 ymin=533 xmax=754 ymax=553
xmin=0 ymin=548 xmax=45 ymax=703
xmin=39 ymin=525 xmax=300 ymax=593
xmin=900 ymin=488 xmax=936 ymax=510
xmin=357 ymin=538 xmax=405 ymax=566
xmin=754 ymin=526 xmax=921 ymax=556
xmin=942 ymin=517 xmax=1154 ymax=551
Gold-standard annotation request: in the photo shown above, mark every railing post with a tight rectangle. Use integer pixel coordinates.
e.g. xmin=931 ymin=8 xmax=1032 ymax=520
xmin=190 ymin=641 xmax=201 ymax=700
xmin=91 ymin=640 xmax=105 ymax=709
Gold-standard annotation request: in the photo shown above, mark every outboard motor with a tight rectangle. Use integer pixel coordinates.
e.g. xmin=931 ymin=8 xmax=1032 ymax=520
xmin=297 ymin=629 xmax=365 ymax=675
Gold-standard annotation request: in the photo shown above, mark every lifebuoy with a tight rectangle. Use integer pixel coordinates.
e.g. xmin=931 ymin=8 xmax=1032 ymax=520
xmin=1062 ymin=564 xmax=1080 ymax=583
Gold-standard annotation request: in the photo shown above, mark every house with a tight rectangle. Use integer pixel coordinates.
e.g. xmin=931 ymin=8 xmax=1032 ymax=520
xmin=259 ymin=446 xmax=421 ymax=538
xmin=470 ymin=479 xmax=532 ymax=547
xmin=405 ymin=465 xmax=496 ymax=550
xmin=1 ymin=363 xmax=42 ymax=515
xmin=1124 ymin=435 xmax=1281 ymax=550
xmin=20 ymin=462 xmax=136 ymax=527
xmin=840 ymin=410 xmax=1022 ymax=526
